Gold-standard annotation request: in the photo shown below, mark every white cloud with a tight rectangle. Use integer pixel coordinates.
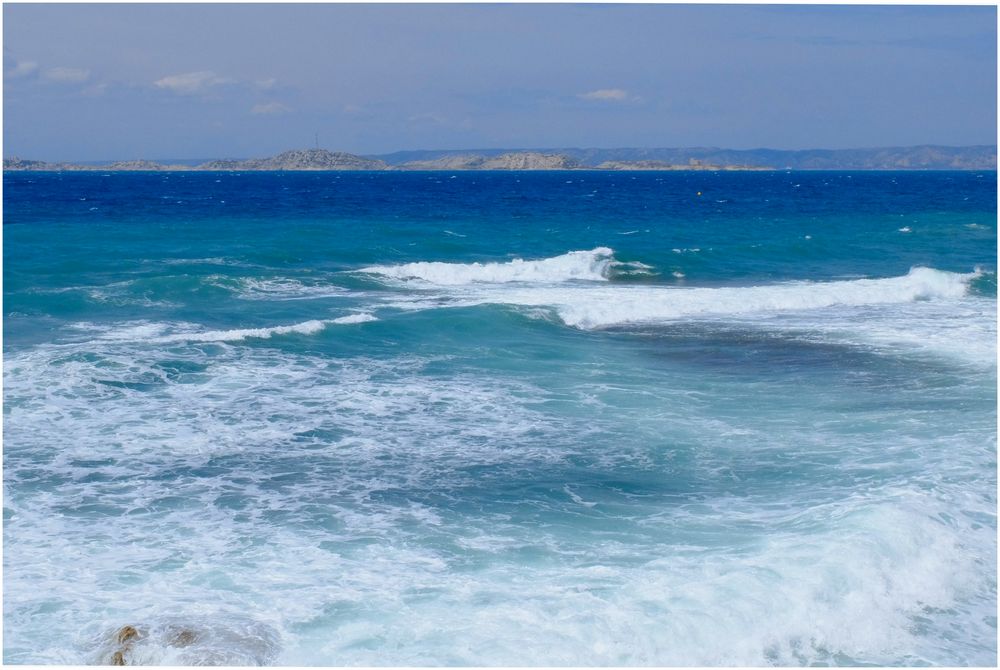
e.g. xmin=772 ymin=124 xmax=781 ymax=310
xmin=251 ymin=102 xmax=292 ymax=115
xmin=578 ymin=88 xmax=630 ymax=101
xmin=254 ymin=78 xmax=277 ymax=90
xmin=6 ymin=61 xmax=39 ymax=79
xmin=42 ymin=67 xmax=90 ymax=83
xmin=154 ymin=70 xmax=231 ymax=95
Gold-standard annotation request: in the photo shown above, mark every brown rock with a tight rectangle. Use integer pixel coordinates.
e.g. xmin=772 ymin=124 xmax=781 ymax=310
xmin=116 ymin=625 xmax=139 ymax=645
xmin=167 ymin=629 xmax=198 ymax=647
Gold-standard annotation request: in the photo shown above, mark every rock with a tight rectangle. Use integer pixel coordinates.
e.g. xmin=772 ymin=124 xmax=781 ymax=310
xmin=116 ymin=625 xmax=140 ymax=645
xmin=90 ymin=616 xmax=280 ymax=666
xmin=166 ymin=627 xmax=197 ymax=648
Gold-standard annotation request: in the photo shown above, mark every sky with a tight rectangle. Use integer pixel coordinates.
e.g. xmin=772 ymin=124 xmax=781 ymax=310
xmin=2 ymin=3 xmax=997 ymax=161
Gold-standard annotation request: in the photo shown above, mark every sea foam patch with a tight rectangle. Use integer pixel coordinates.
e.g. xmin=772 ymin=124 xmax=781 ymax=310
xmin=5 ymin=334 xmax=994 ymax=665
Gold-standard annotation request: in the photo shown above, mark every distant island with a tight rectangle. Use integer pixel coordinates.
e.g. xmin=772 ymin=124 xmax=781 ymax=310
xmin=3 ymin=150 xmax=771 ymax=172
xmin=4 ymin=145 xmax=996 ymax=172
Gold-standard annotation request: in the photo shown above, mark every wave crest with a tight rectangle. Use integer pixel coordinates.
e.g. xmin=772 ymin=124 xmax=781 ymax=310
xmin=385 ymin=266 xmax=980 ymax=330
xmin=532 ymin=267 xmax=980 ymax=329
xmin=359 ymin=247 xmax=617 ymax=285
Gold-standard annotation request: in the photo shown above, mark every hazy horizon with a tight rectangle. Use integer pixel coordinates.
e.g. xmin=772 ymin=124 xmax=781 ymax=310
xmin=4 ymin=4 xmax=997 ymax=162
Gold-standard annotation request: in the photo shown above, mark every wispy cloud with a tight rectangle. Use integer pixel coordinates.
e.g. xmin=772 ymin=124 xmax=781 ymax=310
xmin=578 ymin=88 xmax=630 ymax=102
xmin=42 ymin=66 xmax=90 ymax=83
xmin=154 ymin=70 xmax=232 ymax=95
xmin=250 ymin=101 xmax=292 ymax=115
xmin=5 ymin=60 xmax=39 ymax=79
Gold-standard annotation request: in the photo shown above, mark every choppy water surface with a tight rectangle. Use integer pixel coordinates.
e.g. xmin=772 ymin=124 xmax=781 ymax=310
xmin=3 ymin=170 xmax=996 ymax=665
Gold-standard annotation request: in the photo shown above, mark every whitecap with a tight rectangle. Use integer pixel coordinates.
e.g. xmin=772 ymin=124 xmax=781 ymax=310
xmin=480 ymin=267 xmax=981 ymax=330
xmin=331 ymin=313 xmax=379 ymax=325
xmin=155 ymin=320 xmax=330 ymax=343
xmin=358 ymin=248 xmax=616 ymax=285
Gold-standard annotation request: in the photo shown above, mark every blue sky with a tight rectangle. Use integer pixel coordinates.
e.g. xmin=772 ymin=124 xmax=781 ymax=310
xmin=3 ymin=3 xmax=996 ymax=161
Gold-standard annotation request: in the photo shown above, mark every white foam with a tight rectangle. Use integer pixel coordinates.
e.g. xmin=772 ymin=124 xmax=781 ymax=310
xmin=778 ymin=298 xmax=998 ymax=367
xmin=358 ymin=247 xmax=616 ymax=285
xmin=610 ymin=260 xmax=657 ymax=276
xmin=331 ymin=313 xmax=379 ymax=325
xmin=4 ymin=309 xmax=995 ymax=665
xmin=203 ymin=276 xmax=349 ymax=301
xmin=73 ymin=316 xmax=377 ymax=345
xmin=155 ymin=320 xmax=330 ymax=343
xmin=88 ymin=321 xmax=174 ymax=341
xmin=443 ymin=267 xmax=979 ymax=330
xmin=378 ymin=266 xmax=992 ymax=364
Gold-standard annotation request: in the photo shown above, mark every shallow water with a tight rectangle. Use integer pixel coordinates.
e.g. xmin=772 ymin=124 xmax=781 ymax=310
xmin=3 ymin=170 xmax=996 ymax=665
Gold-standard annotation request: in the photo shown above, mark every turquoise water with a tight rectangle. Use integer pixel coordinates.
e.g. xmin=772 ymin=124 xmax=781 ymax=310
xmin=3 ymin=170 xmax=997 ymax=665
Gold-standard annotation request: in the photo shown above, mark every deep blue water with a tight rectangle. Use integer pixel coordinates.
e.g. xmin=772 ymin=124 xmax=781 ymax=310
xmin=3 ymin=170 xmax=997 ymax=665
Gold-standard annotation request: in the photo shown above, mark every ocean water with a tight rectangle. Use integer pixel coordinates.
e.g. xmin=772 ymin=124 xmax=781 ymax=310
xmin=3 ymin=170 xmax=996 ymax=666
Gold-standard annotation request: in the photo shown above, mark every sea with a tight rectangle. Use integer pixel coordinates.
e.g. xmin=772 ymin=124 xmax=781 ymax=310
xmin=3 ymin=170 xmax=997 ymax=666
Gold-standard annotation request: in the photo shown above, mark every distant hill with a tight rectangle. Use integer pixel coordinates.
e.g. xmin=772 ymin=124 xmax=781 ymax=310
xmin=372 ymin=145 xmax=997 ymax=170
xmin=398 ymin=152 xmax=581 ymax=170
xmin=596 ymin=159 xmax=772 ymax=171
xmin=3 ymin=157 xmax=60 ymax=170
xmin=5 ymin=145 xmax=996 ymax=171
xmin=199 ymin=149 xmax=388 ymax=171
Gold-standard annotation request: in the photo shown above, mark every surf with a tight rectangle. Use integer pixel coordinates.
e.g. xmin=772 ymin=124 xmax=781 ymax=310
xmin=378 ymin=263 xmax=980 ymax=326
xmin=358 ymin=247 xmax=618 ymax=284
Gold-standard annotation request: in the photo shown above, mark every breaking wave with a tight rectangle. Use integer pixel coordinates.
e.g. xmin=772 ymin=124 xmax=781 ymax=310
xmin=358 ymin=247 xmax=618 ymax=285
xmin=457 ymin=266 xmax=981 ymax=329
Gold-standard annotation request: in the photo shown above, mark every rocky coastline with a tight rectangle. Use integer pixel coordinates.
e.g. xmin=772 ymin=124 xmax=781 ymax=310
xmin=5 ymin=145 xmax=996 ymax=172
